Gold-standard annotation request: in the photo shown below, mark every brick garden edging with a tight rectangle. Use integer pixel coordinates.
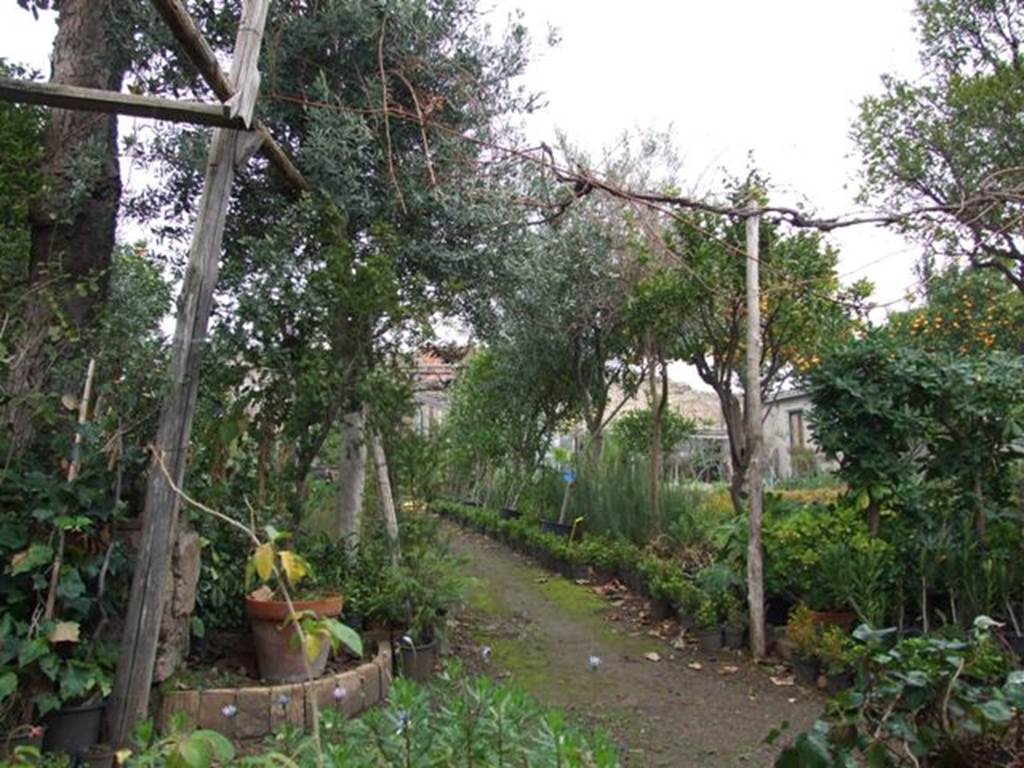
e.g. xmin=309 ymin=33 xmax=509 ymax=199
xmin=157 ymin=642 xmax=393 ymax=740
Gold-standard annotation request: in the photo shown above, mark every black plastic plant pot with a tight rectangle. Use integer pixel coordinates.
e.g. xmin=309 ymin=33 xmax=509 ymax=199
xmin=500 ymin=507 xmax=521 ymax=521
xmin=398 ymin=637 xmax=439 ymax=683
xmin=80 ymin=744 xmax=117 ymax=768
xmin=42 ymin=700 xmax=105 ymax=757
xmin=650 ymin=598 xmax=673 ymax=622
xmin=825 ymin=671 xmax=854 ymax=695
xmin=677 ymin=611 xmax=697 ymax=632
xmin=697 ymin=627 xmax=724 ymax=652
xmin=723 ymin=625 xmax=747 ymax=650
xmin=1008 ymin=634 xmax=1024 ymax=658
xmin=540 ymin=520 xmax=583 ymax=541
xmin=792 ymin=655 xmax=820 ymax=687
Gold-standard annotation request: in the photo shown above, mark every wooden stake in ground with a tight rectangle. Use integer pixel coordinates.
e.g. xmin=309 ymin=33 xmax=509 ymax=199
xmin=105 ymin=0 xmax=270 ymax=745
xmin=744 ymin=212 xmax=767 ymax=659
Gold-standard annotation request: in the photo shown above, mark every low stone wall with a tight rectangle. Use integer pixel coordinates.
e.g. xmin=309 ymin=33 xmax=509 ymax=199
xmin=157 ymin=642 xmax=393 ymax=740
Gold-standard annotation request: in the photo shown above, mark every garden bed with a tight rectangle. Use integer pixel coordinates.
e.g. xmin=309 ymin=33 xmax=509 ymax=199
xmin=156 ymin=641 xmax=392 ymax=740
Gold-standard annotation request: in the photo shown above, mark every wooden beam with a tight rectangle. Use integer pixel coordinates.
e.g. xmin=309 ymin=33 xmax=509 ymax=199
xmin=152 ymin=0 xmax=309 ymax=192
xmin=105 ymin=0 xmax=272 ymax=746
xmin=0 ymin=77 xmax=249 ymax=130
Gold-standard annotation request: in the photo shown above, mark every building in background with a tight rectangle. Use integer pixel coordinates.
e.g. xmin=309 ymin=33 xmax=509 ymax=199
xmin=763 ymin=389 xmax=833 ymax=481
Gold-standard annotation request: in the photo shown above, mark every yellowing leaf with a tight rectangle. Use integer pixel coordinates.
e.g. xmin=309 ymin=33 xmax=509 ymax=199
xmin=252 ymin=543 xmax=274 ymax=583
xmin=49 ymin=621 xmax=80 ymax=644
xmin=60 ymin=393 xmax=79 ymax=412
xmin=115 ymin=749 xmax=132 ymax=765
xmin=278 ymin=550 xmax=307 ymax=585
xmin=304 ymin=633 xmax=322 ymax=662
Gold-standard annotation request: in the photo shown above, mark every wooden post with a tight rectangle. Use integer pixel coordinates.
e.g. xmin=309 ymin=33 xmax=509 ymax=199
xmin=745 ymin=212 xmax=767 ymax=660
xmin=371 ymin=432 xmax=401 ymax=566
xmin=105 ymin=0 xmax=270 ymax=745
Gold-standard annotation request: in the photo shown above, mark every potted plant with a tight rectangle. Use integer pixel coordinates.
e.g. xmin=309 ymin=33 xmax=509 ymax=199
xmin=393 ymin=544 xmax=464 ymax=683
xmin=722 ymin=594 xmax=748 ymax=650
xmin=676 ymin=582 xmax=703 ymax=632
xmin=245 ymin=529 xmax=363 ymax=683
xmin=695 ymin=597 xmax=724 ymax=652
xmin=818 ymin=625 xmax=858 ymax=694
xmin=786 ymin=604 xmax=821 ymax=686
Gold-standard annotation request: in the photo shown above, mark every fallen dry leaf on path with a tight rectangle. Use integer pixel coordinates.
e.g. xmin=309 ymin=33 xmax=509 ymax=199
xmin=644 ymin=652 xmax=661 ymax=662
xmin=687 ymin=662 xmax=703 ymax=671
xmin=718 ymin=665 xmax=739 ymax=675
xmin=771 ymin=675 xmax=795 ymax=687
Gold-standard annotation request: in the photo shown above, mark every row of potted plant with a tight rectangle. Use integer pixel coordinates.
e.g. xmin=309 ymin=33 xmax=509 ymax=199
xmin=435 ymin=499 xmax=752 ymax=651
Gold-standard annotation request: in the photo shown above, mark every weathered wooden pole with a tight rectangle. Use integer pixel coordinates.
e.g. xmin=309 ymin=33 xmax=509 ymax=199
xmin=745 ymin=211 xmax=767 ymax=659
xmin=105 ymin=0 xmax=270 ymax=745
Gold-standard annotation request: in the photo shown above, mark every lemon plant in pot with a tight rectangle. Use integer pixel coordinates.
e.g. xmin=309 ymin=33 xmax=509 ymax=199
xmin=244 ymin=527 xmax=362 ymax=683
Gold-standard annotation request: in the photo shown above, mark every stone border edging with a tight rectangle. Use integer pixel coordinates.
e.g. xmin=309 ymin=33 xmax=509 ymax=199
xmin=157 ymin=642 xmax=393 ymax=739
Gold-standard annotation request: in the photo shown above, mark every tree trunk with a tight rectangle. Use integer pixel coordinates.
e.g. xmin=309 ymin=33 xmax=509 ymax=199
xmin=647 ymin=351 xmax=668 ymax=527
xmin=744 ymin=212 xmax=766 ymax=660
xmin=371 ymin=432 xmax=400 ymax=566
xmin=335 ymin=407 xmax=367 ymax=547
xmin=6 ymin=0 xmax=124 ymax=452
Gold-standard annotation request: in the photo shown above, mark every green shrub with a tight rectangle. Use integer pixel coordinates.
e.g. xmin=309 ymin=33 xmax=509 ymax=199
xmin=777 ymin=620 xmax=1021 ymax=767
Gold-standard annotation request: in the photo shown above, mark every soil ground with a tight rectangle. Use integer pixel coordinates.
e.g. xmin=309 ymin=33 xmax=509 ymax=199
xmin=446 ymin=526 xmax=822 ymax=767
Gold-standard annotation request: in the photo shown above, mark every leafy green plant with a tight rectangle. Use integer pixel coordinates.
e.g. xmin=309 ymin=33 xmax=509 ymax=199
xmin=785 ymin=604 xmax=821 ymax=659
xmin=777 ymin=618 xmax=1021 ymax=767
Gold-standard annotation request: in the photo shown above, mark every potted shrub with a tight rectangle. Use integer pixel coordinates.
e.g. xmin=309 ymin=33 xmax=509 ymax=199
xmin=245 ymin=530 xmax=363 ymax=684
xmin=393 ymin=544 xmax=464 ymax=683
xmin=695 ymin=597 xmax=724 ymax=652
xmin=722 ymin=594 xmax=748 ymax=650
xmin=786 ymin=604 xmax=821 ymax=686
xmin=676 ymin=582 xmax=703 ymax=632
xmin=818 ymin=625 xmax=858 ymax=694
xmin=0 ymin=617 xmax=115 ymax=761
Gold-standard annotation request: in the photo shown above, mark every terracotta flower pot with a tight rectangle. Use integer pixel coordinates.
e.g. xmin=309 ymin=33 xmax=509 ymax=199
xmin=245 ymin=594 xmax=344 ymax=683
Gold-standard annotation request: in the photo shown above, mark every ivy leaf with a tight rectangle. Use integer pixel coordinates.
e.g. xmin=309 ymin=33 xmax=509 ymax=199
xmin=10 ymin=543 xmax=53 ymax=575
xmin=977 ymin=699 xmax=1013 ymax=723
xmin=0 ymin=672 xmax=17 ymax=700
xmin=48 ymin=621 xmax=80 ymax=644
xmin=252 ymin=543 xmax=274 ymax=583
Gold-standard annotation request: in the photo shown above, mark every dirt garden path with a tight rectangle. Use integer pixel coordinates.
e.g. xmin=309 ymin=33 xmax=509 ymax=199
xmin=447 ymin=526 xmax=822 ymax=767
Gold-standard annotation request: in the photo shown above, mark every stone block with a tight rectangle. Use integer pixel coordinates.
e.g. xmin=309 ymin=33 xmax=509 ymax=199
xmin=234 ymin=686 xmax=270 ymax=740
xmin=158 ymin=690 xmax=199 ymax=734
xmin=334 ymin=668 xmax=365 ymax=718
xmin=198 ymin=689 xmax=237 ymax=737
xmin=268 ymin=683 xmax=305 ymax=730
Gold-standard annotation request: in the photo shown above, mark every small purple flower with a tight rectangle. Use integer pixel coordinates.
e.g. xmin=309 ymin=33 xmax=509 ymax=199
xmin=588 ymin=654 xmax=602 ymax=671
xmin=220 ymin=704 xmax=238 ymax=718
xmin=332 ymin=685 xmax=347 ymax=701
xmin=393 ymin=710 xmax=411 ymax=735
xmin=480 ymin=646 xmax=492 ymax=663
xmin=275 ymin=693 xmax=290 ymax=710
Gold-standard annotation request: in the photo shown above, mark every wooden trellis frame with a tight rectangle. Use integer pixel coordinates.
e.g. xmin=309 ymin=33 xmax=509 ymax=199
xmin=0 ymin=0 xmax=305 ymax=744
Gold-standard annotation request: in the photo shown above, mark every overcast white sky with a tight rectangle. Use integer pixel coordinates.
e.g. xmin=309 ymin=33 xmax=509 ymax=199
xmin=2 ymin=2 xmax=925 ymax=386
